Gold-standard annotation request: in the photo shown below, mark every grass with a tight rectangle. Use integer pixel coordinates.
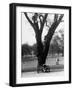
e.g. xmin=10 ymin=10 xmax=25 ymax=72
xmin=21 ymin=55 xmax=64 ymax=72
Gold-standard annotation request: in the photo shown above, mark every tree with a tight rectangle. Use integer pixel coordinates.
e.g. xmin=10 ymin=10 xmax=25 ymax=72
xmin=31 ymin=44 xmax=37 ymax=55
xmin=22 ymin=44 xmax=32 ymax=56
xmin=58 ymin=30 xmax=64 ymax=56
xmin=49 ymin=35 xmax=60 ymax=56
xmin=24 ymin=12 xmax=64 ymax=71
xmin=52 ymin=35 xmax=62 ymax=55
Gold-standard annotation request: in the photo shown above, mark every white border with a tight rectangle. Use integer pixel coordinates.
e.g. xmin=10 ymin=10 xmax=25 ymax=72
xmin=16 ymin=6 xmax=69 ymax=84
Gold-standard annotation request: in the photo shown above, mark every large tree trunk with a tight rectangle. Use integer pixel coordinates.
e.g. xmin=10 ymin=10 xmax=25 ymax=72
xmin=42 ymin=42 xmax=50 ymax=65
xmin=36 ymin=32 xmax=51 ymax=66
xmin=36 ymin=34 xmax=51 ymax=73
xmin=36 ymin=33 xmax=44 ymax=66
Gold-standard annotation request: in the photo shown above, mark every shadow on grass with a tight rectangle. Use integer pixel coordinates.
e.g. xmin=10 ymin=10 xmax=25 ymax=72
xmin=22 ymin=65 xmax=64 ymax=73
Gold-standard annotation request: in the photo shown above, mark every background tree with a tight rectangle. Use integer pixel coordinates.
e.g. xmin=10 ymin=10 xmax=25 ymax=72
xmin=22 ymin=44 xmax=32 ymax=56
xmin=58 ymin=29 xmax=64 ymax=56
xmin=31 ymin=44 xmax=37 ymax=55
xmin=49 ymin=29 xmax=64 ymax=56
xmin=24 ymin=12 xmax=64 ymax=68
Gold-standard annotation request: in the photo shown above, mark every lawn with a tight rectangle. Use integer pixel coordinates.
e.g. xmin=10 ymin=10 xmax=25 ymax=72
xmin=21 ymin=55 xmax=64 ymax=72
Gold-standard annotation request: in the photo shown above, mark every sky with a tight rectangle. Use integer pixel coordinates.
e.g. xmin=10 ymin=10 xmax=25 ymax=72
xmin=21 ymin=13 xmax=64 ymax=46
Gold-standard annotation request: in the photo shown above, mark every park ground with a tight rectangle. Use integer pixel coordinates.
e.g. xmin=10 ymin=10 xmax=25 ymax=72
xmin=21 ymin=55 xmax=64 ymax=77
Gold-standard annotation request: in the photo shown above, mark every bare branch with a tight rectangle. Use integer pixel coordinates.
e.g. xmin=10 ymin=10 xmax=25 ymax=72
xmin=45 ymin=18 xmax=52 ymax=28
xmin=52 ymin=15 xmax=63 ymax=35
xmin=24 ymin=12 xmax=34 ymax=27
xmin=39 ymin=14 xmax=43 ymax=26
xmin=24 ymin=12 xmax=40 ymax=35
xmin=46 ymin=21 xmax=50 ymax=28
xmin=44 ymin=14 xmax=64 ymax=52
xmin=58 ymin=14 xmax=64 ymax=23
xmin=40 ymin=14 xmax=48 ymax=34
xmin=43 ymin=14 xmax=48 ymax=22
xmin=54 ymin=14 xmax=58 ymax=22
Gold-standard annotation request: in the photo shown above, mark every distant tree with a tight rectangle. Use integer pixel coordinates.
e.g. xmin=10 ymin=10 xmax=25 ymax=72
xmin=31 ymin=44 xmax=37 ymax=55
xmin=59 ymin=30 xmax=64 ymax=56
xmin=22 ymin=44 xmax=32 ymax=56
xmin=49 ymin=30 xmax=64 ymax=56
xmin=49 ymin=36 xmax=60 ymax=56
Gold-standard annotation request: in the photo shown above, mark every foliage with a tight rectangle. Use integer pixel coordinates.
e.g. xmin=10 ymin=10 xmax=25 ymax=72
xmin=22 ymin=44 xmax=32 ymax=56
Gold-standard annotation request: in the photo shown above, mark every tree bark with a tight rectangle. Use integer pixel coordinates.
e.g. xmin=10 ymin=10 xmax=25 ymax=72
xmin=35 ymin=32 xmax=44 ymax=66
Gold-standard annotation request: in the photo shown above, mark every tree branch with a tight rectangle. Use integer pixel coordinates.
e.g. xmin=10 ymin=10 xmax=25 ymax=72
xmin=40 ymin=14 xmax=48 ymax=34
xmin=54 ymin=14 xmax=58 ymax=22
xmin=45 ymin=19 xmax=52 ymax=28
xmin=24 ymin=12 xmax=40 ymax=35
xmin=43 ymin=14 xmax=64 ymax=59
xmin=24 ymin=12 xmax=34 ymax=27
xmin=46 ymin=14 xmax=64 ymax=41
xmin=58 ymin=14 xmax=64 ymax=23
xmin=39 ymin=14 xmax=43 ymax=27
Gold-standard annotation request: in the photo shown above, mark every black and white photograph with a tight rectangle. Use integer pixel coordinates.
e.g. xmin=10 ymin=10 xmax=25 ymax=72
xmin=21 ymin=12 xmax=64 ymax=76
xmin=10 ymin=3 xmax=71 ymax=86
